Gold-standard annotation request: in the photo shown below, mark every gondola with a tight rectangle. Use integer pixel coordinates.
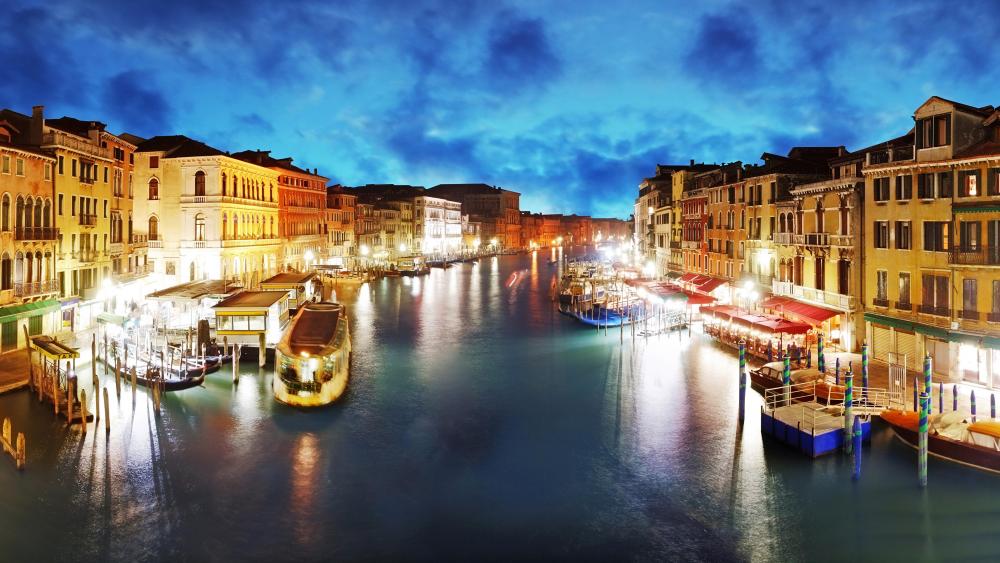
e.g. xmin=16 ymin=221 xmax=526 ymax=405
xmin=113 ymin=356 xmax=218 ymax=392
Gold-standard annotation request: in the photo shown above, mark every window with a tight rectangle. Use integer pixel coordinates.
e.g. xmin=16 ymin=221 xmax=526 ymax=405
xmin=920 ymin=273 xmax=950 ymax=314
xmin=916 ymin=113 xmax=951 ymax=149
xmin=917 ymin=173 xmax=935 ymax=199
xmin=15 ymin=158 xmax=24 ymax=176
xmin=876 ymin=270 xmax=888 ymax=303
xmin=874 ymin=221 xmax=889 ymax=248
xmin=874 ymin=177 xmax=890 ymax=202
xmin=895 ymin=221 xmax=911 ymax=250
xmin=58 ymin=156 xmax=63 ymax=175
xmin=71 ymin=196 xmax=76 ymax=216
xmin=103 ymin=200 xmax=108 ymax=218
xmin=0 ymin=195 xmax=8 ymax=231
xmin=148 ymin=216 xmax=159 ymax=240
xmin=958 ymin=170 xmax=980 ymax=197
xmin=58 ymin=194 xmax=63 ymax=215
xmin=963 ymin=279 xmax=978 ymax=315
xmin=71 ymin=159 xmax=76 ymax=177
xmin=898 ymin=273 xmax=911 ymax=307
xmin=194 ymin=214 xmax=206 ymax=241
xmin=938 ymin=172 xmax=953 ymax=198
xmin=150 ymin=155 xmax=159 ymax=168
xmin=148 ymin=178 xmax=159 ymax=200
xmin=990 ymin=168 xmax=1000 ymax=196
xmin=194 ymin=171 xmax=206 ymax=196
xmin=44 ymin=163 xmax=51 ymax=180
xmin=1 ymin=155 xmax=9 ymax=174
xmin=895 ymin=175 xmax=912 ymax=200
xmin=923 ymin=221 xmax=949 ymax=251
xmin=993 ymin=281 xmax=1000 ymax=321
xmin=103 ymin=166 xmax=108 ymax=183
xmin=959 ymin=221 xmax=981 ymax=251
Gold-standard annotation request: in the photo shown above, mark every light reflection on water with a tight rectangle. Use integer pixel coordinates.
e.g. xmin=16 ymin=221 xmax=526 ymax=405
xmin=0 ymin=250 xmax=999 ymax=561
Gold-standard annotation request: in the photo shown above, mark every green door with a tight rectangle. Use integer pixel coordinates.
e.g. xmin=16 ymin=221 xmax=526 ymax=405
xmin=1 ymin=321 xmax=16 ymax=352
xmin=28 ymin=315 xmax=42 ymax=336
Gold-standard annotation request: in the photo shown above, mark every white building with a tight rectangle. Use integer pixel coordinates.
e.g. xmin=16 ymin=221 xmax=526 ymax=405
xmin=413 ymin=196 xmax=463 ymax=256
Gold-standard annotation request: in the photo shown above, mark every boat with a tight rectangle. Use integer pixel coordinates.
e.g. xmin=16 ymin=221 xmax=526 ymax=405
xmin=881 ymin=410 xmax=1000 ymax=474
xmin=761 ymin=381 xmax=872 ymax=457
xmin=111 ymin=353 xmax=217 ymax=391
xmin=558 ymin=302 xmax=644 ymax=328
xmin=427 ymin=259 xmax=450 ymax=269
xmin=398 ymin=257 xmax=429 ymax=276
xmin=273 ymin=301 xmax=352 ymax=407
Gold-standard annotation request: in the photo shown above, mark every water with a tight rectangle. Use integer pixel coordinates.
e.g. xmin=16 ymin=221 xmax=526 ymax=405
xmin=2 ymin=251 xmax=1000 ymax=562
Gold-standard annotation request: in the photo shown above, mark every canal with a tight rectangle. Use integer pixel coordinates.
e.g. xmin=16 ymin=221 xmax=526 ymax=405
xmin=1 ymin=251 xmax=999 ymax=561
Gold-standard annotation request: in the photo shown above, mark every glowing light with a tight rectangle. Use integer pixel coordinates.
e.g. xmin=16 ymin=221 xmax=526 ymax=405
xmin=398 ymin=243 xmax=408 ymax=253
xmin=360 ymin=245 xmax=370 ymax=256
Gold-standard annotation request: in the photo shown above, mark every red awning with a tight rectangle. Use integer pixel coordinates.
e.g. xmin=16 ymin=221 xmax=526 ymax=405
xmin=696 ymin=276 xmax=728 ymax=293
xmin=756 ymin=317 xmax=812 ymax=335
xmin=678 ymin=273 xmax=699 ymax=283
xmin=701 ymin=304 xmax=739 ymax=321
xmin=782 ymin=301 xmax=840 ymax=325
xmin=682 ymin=290 xmax=715 ymax=305
xmin=761 ymin=295 xmax=794 ymax=309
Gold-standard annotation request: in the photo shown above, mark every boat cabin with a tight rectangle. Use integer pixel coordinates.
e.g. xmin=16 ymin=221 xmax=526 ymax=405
xmin=212 ymin=291 xmax=290 ymax=362
xmin=260 ymin=272 xmax=318 ymax=310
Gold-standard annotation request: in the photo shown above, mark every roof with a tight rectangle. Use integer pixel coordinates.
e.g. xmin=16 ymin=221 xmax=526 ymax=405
xmin=119 ymin=132 xmax=147 ymax=146
xmin=46 ymin=116 xmax=105 ymax=138
xmin=427 ymin=183 xmax=521 ymax=197
xmin=954 ymin=139 xmax=1000 ymax=159
xmin=147 ymin=279 xmax=239 ymax=301
xmin=29 ymin=336 xmax=79 ymax=360
xmin=135 ymin=135 xmax=226 ymax=158
xmin=261 ymin=272 xmax=316 ymax=286
xmin=924 ymin=96 xmax=995 ymax=117
xmin=230 ymin=149 xmax=328 ymax=179
xmin=277 ymin=302 xmax=345 ymax=357
xmin=213 ymin=290 xmax=287 ymax=309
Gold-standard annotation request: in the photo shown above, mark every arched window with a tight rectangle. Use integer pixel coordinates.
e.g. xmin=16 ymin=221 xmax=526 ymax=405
xmin=1 ymin=194 xmax=8 ymax=231
xmin=149 ymin=178 xmax=159 ymax=200
xmin=194 ymin=171 xmax=206 ymax=196
xmin=24 ymin=198 xmax=33 ymax=229
xmin=128 ymin=213 xmax=133 ymax=242
xmin=14 ymin=251 xmax=23 ymax=285
xmin=0 ymin=253 xmax=9 ymax=290
xmin=221 ymin=173 xmax=227 ymax=196
xmin=33 ymin=197 xmax=42 ymax=229
xmin=148 ymin=216 xmax=159 ymax=240
xmin=194 ymin=213 xmax=206 ymax=241
xmin=222 ymin=214 xmax=228 ymax=240
xmin=233 ymin=215 xmax=239 ymax=239
xmin=14 ymin=196 xmax=23 ymax=232
xmin=815 ymin=200 xmax=824 ymax=233
xmin=43 ymin=199 xmax=51 ymax=229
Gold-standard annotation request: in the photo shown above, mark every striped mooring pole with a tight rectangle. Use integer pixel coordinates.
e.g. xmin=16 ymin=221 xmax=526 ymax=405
xmin=992 ymin=394 xmax=996 ymax=420
xmin=923 ymin=354 xmax=932 ymax=416
xmin=861 ymin=341 xmax=870 ymax=397
xmin=852 ymin=415 xmax=862 ymax=481
xmin=738 ymin=340 xmax=746 ymax=421
xmin=953 ymin=384 xmax=958 ymax=412
xmin=939 ymin=382 xmax=944 ymax=415
xmin=817 ymin=333 xmax=825 ymax=374
xmin=844 ymin=370 xmax=854 ymax=455
xmin=782 ymin=354 xmax=792 ymax=407
xmin=919 ymin=391 xmax=928 ymax=487
xmin=971 ymin=390 xmax=977 ymax=423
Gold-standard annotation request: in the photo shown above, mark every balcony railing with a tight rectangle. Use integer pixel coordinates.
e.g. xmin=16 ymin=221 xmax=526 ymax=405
xmin=670 ymin=241 xmax=682 ymax=249
xmin=79 ymin=214 xmax=97 ymax=226
xmin=873 ymin=298 xmax=889 ymax=308
xmin=989 ymin=312 xmax=1000 ymax=323
xmin=894 ymin=301 xmax=912 ymax=312
xmin=773 ymin=233 xmax=794 ymax=245
xmin=41 ymin=131 xmax=110 ymax=159
xmin=14 ymin=279 xmax=59 ymax=298
xmin=14 ymin=227 xmax=58 ymax=241
xmin=76 ymin=250 xmax=97 ymax=262
xmin=950 ymin=246 xmax=1000 ymax=266
xmin=829 ymin=234 xmax=854 ymax=247
xmin=772 ymin=279 xmax=857 ymax=311
xmin=959 ymin=310 xmax=980 ymax=321
xmin=131 ymin=234 xmax=147 ymax=248
xmin=109 ymin=242 xmax=124 ymax=255
xmin=918 ymin=304 xmax=950 ymax=317
xmin=804 ymin=232 xmax=829 ymax=246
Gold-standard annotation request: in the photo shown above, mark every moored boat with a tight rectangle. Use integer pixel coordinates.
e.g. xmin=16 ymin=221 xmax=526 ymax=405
xmin=881 ymin=409 xmax=1000 ymax=474
xmin=398 ymin=257 xmax=429 ymax=276
xmin=273 ymin=301 xmax=352 ymax=407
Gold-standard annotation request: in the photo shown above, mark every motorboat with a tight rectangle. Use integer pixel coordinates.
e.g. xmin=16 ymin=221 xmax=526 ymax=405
xmin=273 ymin=301 xmax=352 ymax=407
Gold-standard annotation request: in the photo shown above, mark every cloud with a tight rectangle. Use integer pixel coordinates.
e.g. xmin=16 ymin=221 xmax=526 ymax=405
xmin=236 ymin=113 xmax=275 ymax=134
xmin=483 ymin=11 xmax=561 ymax=93
xmin=101 ymin=71 xmax=172 ymax=136
xmin=684 ymin=13 xmax=759 ymax=82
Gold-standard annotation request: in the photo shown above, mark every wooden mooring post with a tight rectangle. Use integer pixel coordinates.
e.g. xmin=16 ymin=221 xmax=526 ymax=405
xmin=1 ymin=418 xmax=25 ymax=470
xmin=103 ymin=388 xmax=110 ymax=434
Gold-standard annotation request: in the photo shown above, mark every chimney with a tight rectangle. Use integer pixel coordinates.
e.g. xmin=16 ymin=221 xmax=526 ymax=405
xmin=30 ymin=105 xmax=44 ymax=146
xmin=689 ymin=159 xmax=694 ymax=166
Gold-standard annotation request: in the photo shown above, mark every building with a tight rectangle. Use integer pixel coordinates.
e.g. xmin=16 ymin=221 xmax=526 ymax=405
xmin=325 ymin=185 xmax=356 ymax=268
xmin=704 ymin=162 xmax=746 ymax=284
xmin=680 ymin=176 xmax=711 ymax=276
xmin=354 ymin=202 xmax=379 ymax=265
xmin=426 ymin=184 xmax=521 ymax=249
xmin=863 ymin=96 xmax=1000 ymax=385
xmin=132 ymin=136 xmax=281 ymax=288
xmin=0 ymin=115 xmax=59 ymax=350
xmin=520 ymin=211 xmax=543 ymax=248
xmin=413 ymin=195 xmax=463 ymax=256
xmin=231 ymin=150 xmax=328 ymax=272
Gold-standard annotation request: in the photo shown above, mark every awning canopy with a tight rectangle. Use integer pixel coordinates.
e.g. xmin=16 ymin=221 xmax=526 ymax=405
xmin=29 ymin=336 xmax=79 ymax=360
xmin=865 ymin=312 xmax=1000 ymax=351
xmin=682 ymin=290 xmax=716 ymax=305
xmin=96 ymin=312 xmax=127 ymax=326
xmin=701 ymin=304 xmax=740 ymax=321
xmin=696 ymin=276 xmax=728 ymax=293
xmin=763 ymin=295 xmax=839 ymax=325
xmin=0 ymin=299 xmax=60 ymax=324
xmin=678 ymin=273 xmax=699 ymax=283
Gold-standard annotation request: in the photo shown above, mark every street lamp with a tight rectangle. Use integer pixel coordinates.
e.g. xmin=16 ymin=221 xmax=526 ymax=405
xmin=304 ymin=249 xmax=315 ymax=270
xmin=398 ymin=243 xmax=408 ymax=254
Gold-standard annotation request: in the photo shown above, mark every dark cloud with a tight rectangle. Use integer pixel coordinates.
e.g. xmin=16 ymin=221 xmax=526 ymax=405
xmin=483 ymin=12 xmax=561 ymax=92
xmin=684 ymin=14 xmax=759 ymax=82
xmin=101 ymin=71 xmax=172 ymax=137
xmin=236 ymin=113 xmax=275 ymax=134
xmin=0 ymin=6 xmax=88 ymax=110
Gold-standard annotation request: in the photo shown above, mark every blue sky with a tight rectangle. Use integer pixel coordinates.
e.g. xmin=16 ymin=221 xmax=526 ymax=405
xmin=5 ymin=0 xmax=998 ymax=218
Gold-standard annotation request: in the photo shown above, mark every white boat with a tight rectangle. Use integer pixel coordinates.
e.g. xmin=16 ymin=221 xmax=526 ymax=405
xmin=273 ymin=302 xmax=352 ymax=407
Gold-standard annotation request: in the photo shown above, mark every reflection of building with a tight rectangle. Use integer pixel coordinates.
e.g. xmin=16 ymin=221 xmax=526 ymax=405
xmin=0 ymin=115 xmax=59 ymax=350
xmin=231 ymin=150 xmax=328 ymax=272
xmin=132 ymin=135 xmax=281 ymax=288
xmin=863 ymin=96 xmax=1000 ymax=387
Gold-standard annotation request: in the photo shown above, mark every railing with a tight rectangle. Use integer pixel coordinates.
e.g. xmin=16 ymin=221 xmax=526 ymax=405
xmin=670 ymin=241 xmax=682 ymax=249
xmin=918 ymin=304 xmax=950 ymax=317
xmin=109 ymin=242 xmax=124 ymax=255
xmin=148 ymin=240 xmax=163 ymax=249
xmin=80 ymin=176 xmax=96 ymax=185
xmin=894 ymin=301 xmax=912 ymax=312
xmin=873 ymin=298 xmax=889 ymax=308
xmin=989 ymin=312 xmax=1000 ymax=323
xmin=959 ymin=310 xmax=980 ymax=321
xmin=79 ymin=214 xmax=97 ymax=226
xmin=773 ymin=232 xmax=794 ymax=245
xmin=764 ymin=380 xmax=896 ymax=417
xmin=772 ymin=279 xmax=857 ymax=310
xmin=14 ymin=227 xmax=57 ymax=241
xmin=950 ymin=246 xmax=1000 ymax=266
xmin=76 ymin=250 xmax=97 ymax=262
xmin=131 ymin=234 xmax=147 ymax=248
xmin=42 ymin=131 xmax=109 ymax=159
xmin=14 ymin=280 xmax=59 ymax=298
xmin=804 ymin=232 xmax=829 ymax=246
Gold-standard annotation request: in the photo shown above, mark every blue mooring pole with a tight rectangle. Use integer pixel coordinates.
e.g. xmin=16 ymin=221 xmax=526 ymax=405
xmin=953 ymin=384 xmax=958 ymax=412
xmin=852 ymin=415 xmax=862 ymax=481
xmin=992 ymin=394 xmax=996 ymax=420
xmin=972 ymin=390 xmax=977 ymax=423
xmin=738 ymin=340 xmax=746 ymax=422
xmin=844 ymin=370 xmax=854 ymax=455
xmin=923 ymin=354 xmax=932 ymax=416
xmin=939 ymin=382 xmax=944 ymax=415
xmin=918 ymin=392 xmax=928 ymax=488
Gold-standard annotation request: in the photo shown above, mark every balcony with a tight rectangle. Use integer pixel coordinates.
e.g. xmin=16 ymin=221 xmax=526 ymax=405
xmin=14 ymin=279 xmax=59 ymax=298
xmin=148 ymin=237 xmax=163 ymax=249
xmin=803 ymin=232 xmax=829 ymax=247
xmin=950 ymin=246 xmax=1000 ymax=266
xmin=80 ymin=176 xmax=96 ymax=185
xmin=41 ymin=131 xmax=109 ymax=159
xmin=989 ymin=312 xmax=1000 ymax=323
xmin=14 ymin=227 xmax=58 ymax=241
xmin=76 ymin=250 xmax=98 ymax=262
xmin=873 ymin=298 xmax=889 ymax=308
xmin=894 ymin=301 xmax=912 ymax=312
xmin=131 ymin=234 xmax=148 ymax=248
xmin=79 ymin=214 xmax=97 ymax=227
xmin=918 ymin=304 xmax=950 ymax=317
xmin=670 ymin=241 xmax=682 ymax=250
xmin=772 ymin=279 xmax=857 ymax=311
xmin=959 ymin=310 xmax=980 ymax=321
xmin=829 ymin=234 xmax=854 ymax=247
xmin=109 ymin=242 xmax=124 ymax=255
xmin=773 ymin=232 xmax=794 ymax=245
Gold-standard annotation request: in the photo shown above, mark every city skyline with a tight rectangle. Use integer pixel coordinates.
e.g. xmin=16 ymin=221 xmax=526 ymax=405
xmin=6 ymin=0 xmax=998 ymax=218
